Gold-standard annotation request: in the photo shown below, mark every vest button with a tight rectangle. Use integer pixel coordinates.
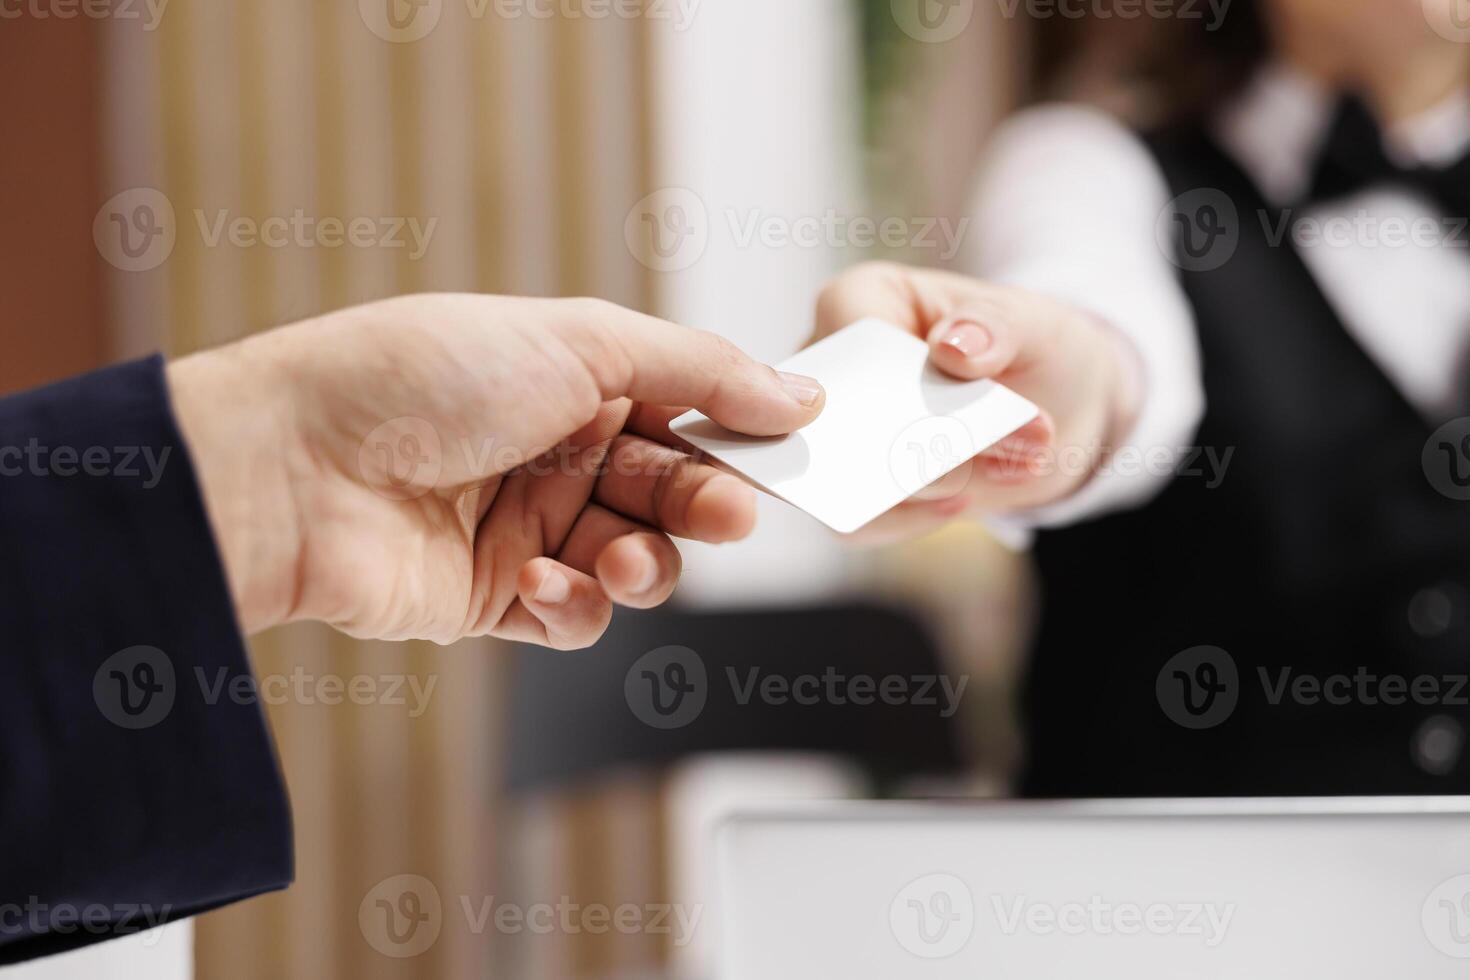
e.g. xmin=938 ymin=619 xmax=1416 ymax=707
xmin=1408 ymin=584 xmax=1458 ymax=639
xmin=1412 ymin=714 xmax=1464 ymax=776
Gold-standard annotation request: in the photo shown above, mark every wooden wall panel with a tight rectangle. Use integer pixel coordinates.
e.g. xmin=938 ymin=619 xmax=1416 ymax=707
xmin=0 ymin=15 xmax=104 ymax=393
xmin=85 ymin=1 xmax=662 ymax=977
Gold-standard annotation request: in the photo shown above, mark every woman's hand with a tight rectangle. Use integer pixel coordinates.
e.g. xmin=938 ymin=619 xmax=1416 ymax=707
xmin=812 ymin=262 xmax=1139 ymax=542
xmin=168 ymin=293 xmax=825 ymax=648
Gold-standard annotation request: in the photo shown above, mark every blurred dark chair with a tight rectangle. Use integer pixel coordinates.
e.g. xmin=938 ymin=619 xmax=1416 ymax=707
xmin=503 ymin=602 xmax=966 ymax=794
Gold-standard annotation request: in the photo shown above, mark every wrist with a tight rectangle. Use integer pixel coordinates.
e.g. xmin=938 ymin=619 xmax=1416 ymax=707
xmin=1038 ymin=310 xmax=1142 ymax=504
xmin=1095 ymin=312 xmax=1145 ymax=454
xmin=167 ymin=340 xmax=304 ymax=635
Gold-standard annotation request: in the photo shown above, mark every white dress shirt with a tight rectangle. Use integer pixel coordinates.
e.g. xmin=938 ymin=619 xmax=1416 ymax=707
xmin=968 ymin=64 xmax=1470 ymax=534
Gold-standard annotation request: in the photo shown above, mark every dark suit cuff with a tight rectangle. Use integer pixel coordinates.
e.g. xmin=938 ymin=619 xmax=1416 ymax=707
xmin=0 ymin=355 xmax=293 ymax=963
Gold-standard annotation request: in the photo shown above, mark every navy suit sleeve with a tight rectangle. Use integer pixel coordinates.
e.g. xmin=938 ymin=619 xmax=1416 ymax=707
xmin=0 ymin=356 xmax=293 ymax=963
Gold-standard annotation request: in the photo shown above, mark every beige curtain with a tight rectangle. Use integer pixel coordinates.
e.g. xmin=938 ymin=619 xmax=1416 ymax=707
xmin=98 ymin=2 xmax=659 ymax=976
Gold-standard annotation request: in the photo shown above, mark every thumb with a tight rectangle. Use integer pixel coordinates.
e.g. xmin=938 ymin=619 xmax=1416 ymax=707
xmin=563 ymin=300 xmax=826 ymax=437
xmin=925 ymin=310 xmax=1027 ymax=382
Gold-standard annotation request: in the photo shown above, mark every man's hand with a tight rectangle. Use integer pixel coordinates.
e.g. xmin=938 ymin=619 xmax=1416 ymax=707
xmin=812 ymin=262 xmax=1139 ymax=542
xmin=168 ymin=293 xmax=825 ymax=648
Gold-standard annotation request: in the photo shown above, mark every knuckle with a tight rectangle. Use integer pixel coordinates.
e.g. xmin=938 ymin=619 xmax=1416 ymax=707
xmin=556 ymin=297 xmax=634 ymax=399
xmin=698 ymin=333 xmax=750 ymax=391
xmin=569 ymin=295 xmax=618 ymax=321
xmin=708 ymin=333 xmax=746 ymax=371
xmin=650 ymin=454 xmax=688 ymax=527
xmin=553 ymin=297 xmax=618 ymax=347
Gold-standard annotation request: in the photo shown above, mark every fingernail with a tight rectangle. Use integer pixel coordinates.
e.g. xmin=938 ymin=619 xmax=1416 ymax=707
xmin=778 ymin=372 xmax=823 ymax=407
xmin=534 ymin=568 xmax=571 ymax=605
xmin=630 ymin=552 xmax=660 ymax=595
xmin=940 ymin=321 xmax=991 ymax=359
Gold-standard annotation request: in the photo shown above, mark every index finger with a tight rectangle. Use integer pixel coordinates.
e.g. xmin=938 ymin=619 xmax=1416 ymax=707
xmin=811 ymin=262 xmax=1041 ymax=381
xmin=812 ymin=261 xmax=940 ymax=343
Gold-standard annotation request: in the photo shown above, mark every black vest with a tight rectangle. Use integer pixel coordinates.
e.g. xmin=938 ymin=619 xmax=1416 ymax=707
xmin=1020 ymin=121 xmax=1470 ymax=797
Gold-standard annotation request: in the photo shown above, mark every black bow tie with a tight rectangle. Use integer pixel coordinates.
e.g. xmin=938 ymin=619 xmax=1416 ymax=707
xmin=1305 ymin=95 xmax=1470 ymax=219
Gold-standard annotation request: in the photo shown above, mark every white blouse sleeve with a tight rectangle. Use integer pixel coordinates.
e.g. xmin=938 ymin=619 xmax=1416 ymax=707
xmin=964 ymin=103 xmax=1207 ymax=537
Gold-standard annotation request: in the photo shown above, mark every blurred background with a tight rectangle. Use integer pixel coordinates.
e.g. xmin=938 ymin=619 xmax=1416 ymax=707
xmin=3 ymin=1 xmax=1047 ymax=976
